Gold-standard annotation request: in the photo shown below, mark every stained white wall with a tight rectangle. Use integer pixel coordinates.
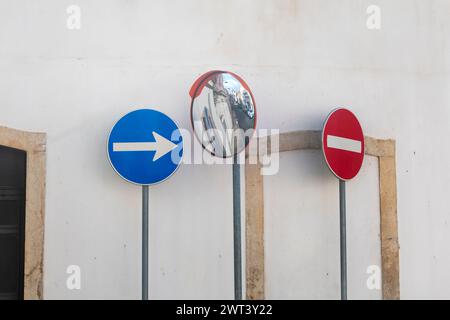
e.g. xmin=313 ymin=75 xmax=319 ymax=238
xmin=0 ymin=0 xmax=449 ymax=299
xmin=265 ymin=151 xmax=381 ymax=299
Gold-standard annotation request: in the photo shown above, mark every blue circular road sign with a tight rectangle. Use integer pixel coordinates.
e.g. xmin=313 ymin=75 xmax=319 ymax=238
xmin=107 ymin=109 xmax=183 ymax=185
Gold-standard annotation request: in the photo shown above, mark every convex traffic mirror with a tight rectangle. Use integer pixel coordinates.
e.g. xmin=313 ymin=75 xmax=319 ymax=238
xmin=189 ymin=70 xmax=257 ymax=158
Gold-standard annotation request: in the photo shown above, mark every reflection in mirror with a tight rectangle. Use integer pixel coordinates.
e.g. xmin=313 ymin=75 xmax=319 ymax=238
xmin=190 ymin=71 xmax=256 ymax=158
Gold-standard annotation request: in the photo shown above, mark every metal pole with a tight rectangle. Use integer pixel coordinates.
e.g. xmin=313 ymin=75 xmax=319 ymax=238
xmin=232 ymin=154 xmax=242 ymax=300
xmin=339 ymin=179 xmax=347 ymax=300
xmin=142 ymin=185 xmax=149 ymax=300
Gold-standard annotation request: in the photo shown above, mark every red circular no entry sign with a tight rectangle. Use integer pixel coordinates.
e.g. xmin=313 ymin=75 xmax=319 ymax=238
xmin=322 ymin=108 xmax=364 ymax=181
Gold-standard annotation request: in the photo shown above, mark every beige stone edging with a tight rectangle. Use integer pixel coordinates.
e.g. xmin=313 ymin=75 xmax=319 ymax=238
xmin=245 ymin=130 xmax=399 ymax=300
xmin=0 ymin=126 xmax=46 ymax=300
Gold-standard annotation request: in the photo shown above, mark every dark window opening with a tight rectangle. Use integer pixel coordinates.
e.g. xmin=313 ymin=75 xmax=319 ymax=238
xmin=0 ymin=145 xmax=26 ymax=300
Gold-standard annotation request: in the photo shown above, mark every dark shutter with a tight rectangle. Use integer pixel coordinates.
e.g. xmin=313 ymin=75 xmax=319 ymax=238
xmin=0 ymin=145 xmax=26 ymax=300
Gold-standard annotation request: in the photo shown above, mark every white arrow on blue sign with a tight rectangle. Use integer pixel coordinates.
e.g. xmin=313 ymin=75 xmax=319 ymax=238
xmin=107 ymin=109 xmax=183 ymax=185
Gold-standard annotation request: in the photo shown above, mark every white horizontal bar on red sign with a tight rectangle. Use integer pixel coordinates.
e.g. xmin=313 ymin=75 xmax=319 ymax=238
xmin=327 ymin=135 xmax=362 ymax=153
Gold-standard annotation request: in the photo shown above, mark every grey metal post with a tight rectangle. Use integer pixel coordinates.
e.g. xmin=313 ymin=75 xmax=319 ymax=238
xmin=142 ymin=185 xmax=149 ymax=300
xmin=232 ymin=154 xmax=242 ymax=300
xmin=339 ymin=179 xmax=347 ymax=300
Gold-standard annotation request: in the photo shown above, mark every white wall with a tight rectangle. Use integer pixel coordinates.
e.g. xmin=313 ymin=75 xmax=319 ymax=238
xmin=265 ymin=151 xmax=381 ymax=299
xmin=0 ymin=0 xmax=449 ymax=299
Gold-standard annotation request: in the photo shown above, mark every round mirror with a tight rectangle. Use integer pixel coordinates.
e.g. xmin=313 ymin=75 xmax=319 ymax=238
xmin=189 ymin=71 xmax=257 ymax=158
